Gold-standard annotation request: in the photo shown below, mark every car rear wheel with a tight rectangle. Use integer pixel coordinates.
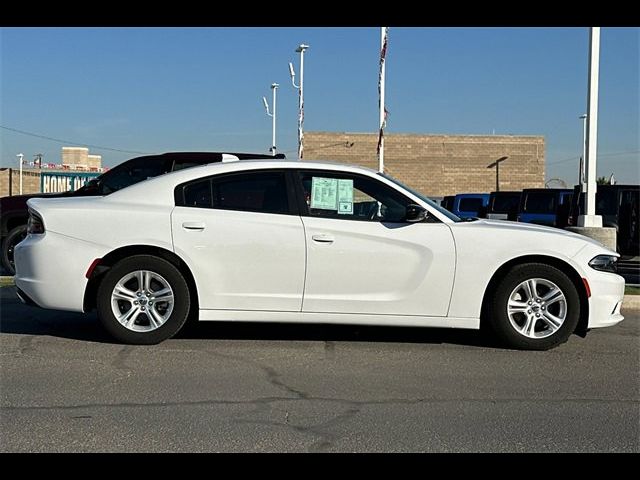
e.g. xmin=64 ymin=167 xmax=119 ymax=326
xmin=486 ymin=263 xmax=580 ymax=350
xmin=96 ymin=255 xmax=191 ymax=344
xmin=1 ymin=225 xmax=28 ymax=275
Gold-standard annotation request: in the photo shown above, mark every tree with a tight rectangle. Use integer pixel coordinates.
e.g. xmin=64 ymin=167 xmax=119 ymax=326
xmin=597 ymin=176 xmax=609 ymax=185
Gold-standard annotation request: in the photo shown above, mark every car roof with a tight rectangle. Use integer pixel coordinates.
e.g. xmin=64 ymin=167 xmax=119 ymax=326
xmin=125 ymin=151 xmax=287 ymax=163
xmin=104 ymin=160 xmax=382 ymax=207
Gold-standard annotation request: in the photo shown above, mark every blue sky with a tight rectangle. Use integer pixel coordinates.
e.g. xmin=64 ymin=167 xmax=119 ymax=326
xmin=1 ymin=27 xmax=638 ymax=185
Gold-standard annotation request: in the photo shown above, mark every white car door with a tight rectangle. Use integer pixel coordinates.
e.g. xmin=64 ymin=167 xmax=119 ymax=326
xmin=297 ymin=170 xmax=455 ymax=316
xmin=171 ymin=169 xmax=306 ymax=311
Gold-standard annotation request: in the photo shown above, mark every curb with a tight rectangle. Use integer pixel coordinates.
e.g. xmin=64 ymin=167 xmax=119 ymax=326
xmin=622 ymin=295 xmax=640 ymax=311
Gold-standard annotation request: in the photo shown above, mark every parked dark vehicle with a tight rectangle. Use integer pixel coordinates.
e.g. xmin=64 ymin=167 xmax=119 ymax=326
xmin=485 ymin=191 xmax=521 ymax=221
xmin=568 ymin=184 xmax=640 ymax=256
xmin=441 ymin=195 xmax=455 ymax=212
xmin=0 ymin=151 xmax=285 ymax=274
xmin=517 ymin=188 xmax=573 ymax=228
xmin=449 ymin=193 xmax=489 ymax=219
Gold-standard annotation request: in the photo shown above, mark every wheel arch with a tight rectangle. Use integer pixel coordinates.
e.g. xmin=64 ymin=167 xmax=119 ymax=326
xmin=83 ymin=245 xmax=199 ymax=315
xmin=480 ymin=254 xmax=590 ymax=336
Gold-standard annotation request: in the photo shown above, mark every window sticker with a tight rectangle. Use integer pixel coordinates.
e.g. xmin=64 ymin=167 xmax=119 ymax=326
xmin=337 ymin=179 xmax=353 ymax=214
xmin=310 ymin=177 xmax=338 ymax=210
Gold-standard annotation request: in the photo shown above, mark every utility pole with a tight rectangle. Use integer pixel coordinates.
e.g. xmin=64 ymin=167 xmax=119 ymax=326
xmin=289 ymin=44 xmax=309 ymax=159
xmin=262 ymin=83 xmax=279 ymax=156
xmin=34 ymin=153 xmax=43 ymax=169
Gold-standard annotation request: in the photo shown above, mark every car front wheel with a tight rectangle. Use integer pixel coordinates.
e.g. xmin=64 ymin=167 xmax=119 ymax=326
xmin=487 ymin=263 xmax=581 ymax=350
xmin=96 ymin=255 xmax=191 ymax=344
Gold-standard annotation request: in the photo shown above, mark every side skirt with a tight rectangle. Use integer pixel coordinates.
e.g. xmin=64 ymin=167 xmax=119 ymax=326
xmin=198 ymin=309 xmax=480 ymax=330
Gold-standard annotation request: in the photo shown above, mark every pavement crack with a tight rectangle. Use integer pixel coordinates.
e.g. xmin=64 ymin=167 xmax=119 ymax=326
xmin=204 ymin=349 xmax=308 ymax=399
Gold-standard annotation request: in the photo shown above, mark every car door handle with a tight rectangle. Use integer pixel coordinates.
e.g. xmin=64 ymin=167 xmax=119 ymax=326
xmin=312 ymin=234 xmax=334 ymax=243
xmin=182 ymin=222 xmax=206 ymax=231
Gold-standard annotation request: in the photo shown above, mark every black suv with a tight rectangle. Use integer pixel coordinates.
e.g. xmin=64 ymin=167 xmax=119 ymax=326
xmin=568 ymin=183 xmax=640 ymax=256
xmin=0 ymin=151 xmax=285 ymax=274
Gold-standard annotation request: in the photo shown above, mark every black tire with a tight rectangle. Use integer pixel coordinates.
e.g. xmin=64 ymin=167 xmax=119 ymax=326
xmin=1 ymin=225 xmax=28 ymax=275
xmin=96 ymin=255 xmax=191 ymax=345
xmin=486 ymin=263 xmax=581 ymax=351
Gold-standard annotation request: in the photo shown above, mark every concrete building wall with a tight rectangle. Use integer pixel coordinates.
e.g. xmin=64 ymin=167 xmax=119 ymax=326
xmin=303 ymin=132 xmax=545 ymax=197
xmin=0 ymin=169 xmax=42 ymax=197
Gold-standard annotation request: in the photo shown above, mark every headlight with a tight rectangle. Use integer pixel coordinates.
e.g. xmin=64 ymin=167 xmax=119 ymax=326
xmin=588 ymin=255 xmax=618 ymax=273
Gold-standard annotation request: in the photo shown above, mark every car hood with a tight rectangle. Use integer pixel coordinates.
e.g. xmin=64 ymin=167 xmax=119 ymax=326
xmin=450 ymin=218 xmax=610 ymax=253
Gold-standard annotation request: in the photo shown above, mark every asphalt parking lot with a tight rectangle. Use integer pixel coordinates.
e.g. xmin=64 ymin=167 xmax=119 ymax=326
xmin=0 ymin=285 xmax=638 ymax=452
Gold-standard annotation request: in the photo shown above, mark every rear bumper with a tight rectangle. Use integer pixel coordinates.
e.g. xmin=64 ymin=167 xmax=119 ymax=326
xmin=14 ymin=231 xmax=102 ymax=313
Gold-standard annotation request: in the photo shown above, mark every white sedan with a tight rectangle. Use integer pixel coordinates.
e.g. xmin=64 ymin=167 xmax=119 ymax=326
xmin=14 ymin=160 xmax=625 ymax=350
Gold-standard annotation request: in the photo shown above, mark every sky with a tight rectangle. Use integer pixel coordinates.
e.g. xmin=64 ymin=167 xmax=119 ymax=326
xmin=1 ymin=27 xmax=638 ymax=185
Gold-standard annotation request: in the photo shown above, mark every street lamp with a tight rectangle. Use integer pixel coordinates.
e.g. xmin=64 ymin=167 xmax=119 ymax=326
xmin=487 ymin=156 xmax=508 ymax=192
xmin=262 ymin=83 xmax=279 ymax=156
xmin=17 ymin=153 xmax=24 ymax=195
xmin=579 ymin=114 xmax=587 ymax=186
xmin=289 ymin=43 xmax=309 ymax=159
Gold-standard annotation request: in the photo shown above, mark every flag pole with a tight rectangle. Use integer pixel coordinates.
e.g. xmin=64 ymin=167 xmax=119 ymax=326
xmin=377 ymin=27 xmax=388 ymax=173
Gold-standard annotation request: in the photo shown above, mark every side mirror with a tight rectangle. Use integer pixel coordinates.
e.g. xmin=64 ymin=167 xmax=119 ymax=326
xmin=406 ymin=204 xmax=428 ymax=223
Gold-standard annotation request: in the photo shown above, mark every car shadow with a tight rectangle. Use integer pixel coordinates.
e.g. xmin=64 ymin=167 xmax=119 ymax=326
xmin=1 ymin=288 xmax=498 ymax=348
xmin=176 ymin=319 xmax=499 ymax=348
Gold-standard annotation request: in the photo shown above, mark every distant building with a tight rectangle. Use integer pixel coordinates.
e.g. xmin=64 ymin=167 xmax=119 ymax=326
xmin=303 ymin=131 xmax=545 ymax=197
xmin=62 ymin=147 xmax=102 ymax=171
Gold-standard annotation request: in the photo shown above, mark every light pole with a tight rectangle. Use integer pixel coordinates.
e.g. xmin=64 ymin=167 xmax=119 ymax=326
xmin=262 ymin=83 xmax=279 ymax=156
xmin=579 ymin=114 xmax=587 ymax=186
xmin=17 ymin=153 xmax=24 ymax=195
xmin=289 ymin=43 xmax=309 ymax=159
xmin=578 ymin=27 xmax=602 ymax=228
xmin=487 ymin=156 xmax=508 ymax=192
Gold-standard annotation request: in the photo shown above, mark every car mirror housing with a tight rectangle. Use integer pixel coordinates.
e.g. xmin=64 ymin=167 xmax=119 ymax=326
xmin=406 ymin=204 xmax=428 ymax=223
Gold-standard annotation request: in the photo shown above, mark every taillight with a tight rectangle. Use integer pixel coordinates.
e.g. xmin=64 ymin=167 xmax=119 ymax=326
xmin=27 ymin=211 xmax=45 ymax=234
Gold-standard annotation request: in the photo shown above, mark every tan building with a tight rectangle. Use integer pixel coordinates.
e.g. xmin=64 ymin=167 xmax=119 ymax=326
xmin=303 ymin=132 xmax=545 ymax=197
xmin=62 ymin=147 xmax=102 ymax=170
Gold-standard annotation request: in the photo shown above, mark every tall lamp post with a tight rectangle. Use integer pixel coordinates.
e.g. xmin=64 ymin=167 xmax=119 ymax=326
xmin=579 ymin=114 xmax=587 ymax=186
xmin=289 ymin=43 xmax=309 ymax=159
xmin=578 ymin=27 xmax=602 ymax=228
xmin=262 ymin=83 xmax=279 ymax=156
xmin=17 ymin=153 xmax=24 ymax=195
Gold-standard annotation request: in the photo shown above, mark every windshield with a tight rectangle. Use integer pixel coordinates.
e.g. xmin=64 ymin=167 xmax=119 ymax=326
xmin=379 ymin=173 xmax=461 ymax=222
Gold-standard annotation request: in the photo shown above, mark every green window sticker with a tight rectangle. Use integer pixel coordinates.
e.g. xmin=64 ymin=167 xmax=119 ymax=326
xmin=310 ymin=177 xmax=338 ymax=210
xmin=337 ymin=179 xmax=353 ymax=214
xmin=310 ymin=177 xmax=354 ymax=214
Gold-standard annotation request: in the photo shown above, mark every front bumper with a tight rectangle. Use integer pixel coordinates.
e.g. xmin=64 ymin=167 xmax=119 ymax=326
xmin=586 ymin=269 xmax=625 ymax=329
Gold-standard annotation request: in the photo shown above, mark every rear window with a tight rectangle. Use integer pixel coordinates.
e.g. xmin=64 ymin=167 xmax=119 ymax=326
xmin=459 ymin=198 xmax=483 ymax=212
xmin=176 ymin=170 xmax=290 ymax=215
xmin=523 ymin=192 xmax=555 ymax=214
